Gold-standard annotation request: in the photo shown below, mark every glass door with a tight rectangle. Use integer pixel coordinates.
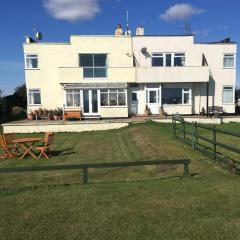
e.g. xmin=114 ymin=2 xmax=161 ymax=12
xmin=83 ymin=90 xmax=99 ymax=115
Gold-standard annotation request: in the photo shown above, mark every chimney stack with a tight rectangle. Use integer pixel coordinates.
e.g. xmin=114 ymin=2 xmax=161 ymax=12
xmin=136 ymin=27 xmax=144 ymax=36
xmin=115 ymin=24 xmax=123 ymax=36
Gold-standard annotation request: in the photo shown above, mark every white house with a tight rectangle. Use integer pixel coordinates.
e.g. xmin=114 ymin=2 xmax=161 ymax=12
xmin=23 ymin=28 xmax=237 ymax=118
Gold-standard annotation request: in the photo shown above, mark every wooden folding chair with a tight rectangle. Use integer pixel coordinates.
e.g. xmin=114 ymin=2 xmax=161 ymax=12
xmin=3 ymin=133 xmax=19 ymax=155
xmin=36 ymin=132 xmax=54 ymax=159
xmin=0 ymin=135 xmax=14 ymax=159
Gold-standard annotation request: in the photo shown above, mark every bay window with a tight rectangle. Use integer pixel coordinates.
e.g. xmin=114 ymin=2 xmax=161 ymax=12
xmin=162 ymin=88 xmax=191 ymax=105
xmin=79 ymin=54 xmax=107 ymax=78
xmin=152 ymin=54 xmax=164 ymax=66
xmin=28 ymin=89 xmax=41 ymax=105
xmin=25 ymin=54 xmax=38 ymax=69
xmin=222 ymin=86 xmax=234 ymax=104
xmin=66 ymin=89 xmax=81 ymax=107
xmin=100 ymin=89 xmax=126 ymax=107
xmin=174 ymin=53 xmax=185 ymax=66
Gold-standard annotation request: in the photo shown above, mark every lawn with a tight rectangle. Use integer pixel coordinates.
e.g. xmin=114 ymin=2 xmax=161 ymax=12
xmin=0 ymin=122 xmax=240 ymax=240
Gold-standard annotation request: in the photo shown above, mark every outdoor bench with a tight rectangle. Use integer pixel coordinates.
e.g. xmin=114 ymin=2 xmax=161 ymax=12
xmin=64 ymin=110 xmax=82 ymax=121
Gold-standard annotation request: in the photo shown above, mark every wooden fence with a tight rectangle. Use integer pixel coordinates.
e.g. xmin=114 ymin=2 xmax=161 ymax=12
xmin=172 ymin=115 xmax=240 ymax=170
xmin=0 ymin=159 xmax=190 ymax=185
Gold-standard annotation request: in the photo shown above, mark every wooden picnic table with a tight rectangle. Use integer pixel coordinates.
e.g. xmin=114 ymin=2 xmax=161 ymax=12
xmin=13 ymin=137 xmax=43 ymax=160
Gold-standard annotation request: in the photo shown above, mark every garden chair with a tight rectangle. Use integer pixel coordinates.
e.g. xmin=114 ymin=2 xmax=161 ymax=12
xmin=3 ymin=133 xmax=19 ymax=155
xmin=0 ymin=135 xmax=15 ymax=159
xmin=36 ymin=132 xmax=54 ymax=159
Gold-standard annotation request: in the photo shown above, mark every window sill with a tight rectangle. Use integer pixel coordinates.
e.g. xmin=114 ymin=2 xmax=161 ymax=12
xmin=100 ymin=106 xmax=128 ymax=108
xmin=84 ymin=78 xmax=108 ymax=80
xmin=162 ymin=104 xmax=192 ymax=107
xmin=25 ymin=68 xmax=40 ymax=70
xmin=28 ymin=104 xmax=42 ymax=106
xmin=222 ymin=103 xmax=234 ymax=105
xmin=222 ymin=67 xmax=236 ymax=69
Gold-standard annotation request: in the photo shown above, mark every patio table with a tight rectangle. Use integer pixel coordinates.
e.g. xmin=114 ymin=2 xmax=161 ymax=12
xmin=13 ymin=137 xmax=43 ymax=160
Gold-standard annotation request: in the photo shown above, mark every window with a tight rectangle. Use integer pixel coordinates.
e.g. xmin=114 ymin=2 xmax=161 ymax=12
xmin=152 ymin=54 xmax=164 ymax=67
xmin=132 ymin=92 xmax=137 ymax=101
xmin=66 ymin=90 xmax=81 ymax=107
xmin=146 ymin=89 xmax=160 ymax=103
xmin=100 ymin=89 xmax=126 ymax=106
xmin=28 ymin=89 xmax=41 ymax=105
xmin=79 ymin=54 xmax=107 ymax=78
xmin=25 ymin=54 xmax=38 ymax=69
xmin=151 ymin=53 xmax=185 ymax=67
xmin=174 ymin=53 xmax=185 ymax=66
xmin=223 ymin=54 xmax=235 ymax=68
xmin=162 ymin=88 xmax=191 ymax=105
xmin=222 ymin=86 xmax=234 ymax=104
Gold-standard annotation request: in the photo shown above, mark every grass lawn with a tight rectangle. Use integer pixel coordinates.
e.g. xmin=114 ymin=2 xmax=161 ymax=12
xmin=0 ymin=122 xmax=240 ymax=239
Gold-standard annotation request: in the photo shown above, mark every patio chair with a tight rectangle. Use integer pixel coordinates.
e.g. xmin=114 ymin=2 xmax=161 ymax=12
xmin=36 ymin=132 xmax=54 ymax=159
xmin=3 ymin=133 xmax=19 ymax=155
xmin=0 ymin=135 xmax=15 ymax=159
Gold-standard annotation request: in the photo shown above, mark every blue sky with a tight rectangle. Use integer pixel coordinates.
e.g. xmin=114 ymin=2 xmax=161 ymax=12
xmin=0 ymin=0 xmax=239 ymax=95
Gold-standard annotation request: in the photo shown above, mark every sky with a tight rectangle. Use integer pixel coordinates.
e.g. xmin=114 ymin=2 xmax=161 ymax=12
xmin=0 ymin=0 xmax=239 ymax=95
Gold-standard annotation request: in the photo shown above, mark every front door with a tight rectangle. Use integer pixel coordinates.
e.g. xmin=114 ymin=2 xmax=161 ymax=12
xmin=130 ymin=91 xmax=139 ymax=115
xmin=146 ymin=88 xmax=160 ymax=114
xmin=83 ymin=90 xmax=99 ymax=115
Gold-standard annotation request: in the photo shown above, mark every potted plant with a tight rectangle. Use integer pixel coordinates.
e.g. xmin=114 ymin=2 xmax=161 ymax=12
xmin=57 ymin=108 xmax=63 ymax=120
xmin=27 ymin=111 xmax=34 ymax=120
xmin=144 ymin=105 xmax=150 ymax=116
xmin=38 ymin=108 xmax=44 ymax=119
xmin=42 ymin=109 xmax=49 ymax=120
xmin=48 ymin=110 xmax=54 ymax=120
xmin=159 ymin=106 xmax=165 ymax=117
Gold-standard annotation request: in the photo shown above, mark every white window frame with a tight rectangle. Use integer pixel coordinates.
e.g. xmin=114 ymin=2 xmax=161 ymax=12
xmin=151 ymin=53 xmax=186 ymax=67
xmin=28 ymin=89 xmax=41 ymax=106
xmin=25 ymin=54 xmax=39 ymax=69
xmin=223 ymin=53 xmax=236 ymax=69
xmin=222 ymin=85 xmax=235 ymax=104
xmin=100 ymin=89 xmax=127 ymax=107
xmin=79 ymin=54 xmax=108 ymax=79
xmin=161 ymin=87 xmax=191 ymax=106
xmin=65 ymin=89 xmax=82 ymax=108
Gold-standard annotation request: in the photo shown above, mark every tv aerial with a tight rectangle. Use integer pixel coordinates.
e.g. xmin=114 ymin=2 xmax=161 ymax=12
xmin=177 ymin=24 xmax=192 ymax=35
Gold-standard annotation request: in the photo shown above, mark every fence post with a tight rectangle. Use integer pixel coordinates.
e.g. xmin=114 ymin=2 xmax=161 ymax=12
xmin=183 ymin=119 xmax=186 ymax=139
xmin=184 ymin=162 xmax=189 ymax=176
xmin=213 ymin=125 xmax=217 ymax=159
xmin=172 ymin=115 xmax=176 ymax=138
xmin=192 ymin=122 xmax=196 ymax=149
xmin=83 ymin=167 xmax=88 ymax=185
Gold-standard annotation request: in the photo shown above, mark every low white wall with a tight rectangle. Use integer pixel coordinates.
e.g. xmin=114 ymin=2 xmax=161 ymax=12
xmin=3 ymin=122 xmax=129 ymax=133
xmin=100 ymin=107 xmax=129 ymax=118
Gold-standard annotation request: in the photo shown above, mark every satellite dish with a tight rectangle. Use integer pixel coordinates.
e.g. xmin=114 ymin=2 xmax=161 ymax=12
xmin=35 ymin=32 xmax=43 ymax=41
xmin=141 ymin=47 xmax=147 ymax=54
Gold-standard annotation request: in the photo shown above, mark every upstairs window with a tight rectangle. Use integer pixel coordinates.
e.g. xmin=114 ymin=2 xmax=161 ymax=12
xmin=223 ymin=54 xmax=235 ymax=68
xmin=222 ymin=86 xmax=234 ymax=104
xmin=152 ymin=54 xmax=164 ymax=67
xmin=25 ymin=54 xmax=38 ymax=69
xmin=174 ymin=53 xmax=185 ymax=66
xmin=28 ymin=89 xmax=41 ymax=105
xmin=79 ymin=54 xmax=107 ymax=78
xmin=151 ymin=53 xmax=185 ymax=67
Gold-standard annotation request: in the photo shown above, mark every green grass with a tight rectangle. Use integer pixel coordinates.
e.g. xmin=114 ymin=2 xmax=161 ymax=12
xmin=0 ymin=122 xmax=240 ymax=239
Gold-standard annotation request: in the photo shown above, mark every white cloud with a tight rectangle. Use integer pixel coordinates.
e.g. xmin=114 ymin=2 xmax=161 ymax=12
xmin=159 ymin=3 xmax=206 ymax=22
xmin=44 ymin=0 xmax=101 ymax=21
xmin=192 ymin=29 xmax=210 ymax=36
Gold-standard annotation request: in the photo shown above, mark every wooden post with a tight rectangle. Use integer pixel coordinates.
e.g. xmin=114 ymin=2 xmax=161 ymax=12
xmin=183 ymin=120 xmax=186 ymax=139
xmin=213 ymin=125 xmax=217 ymax=159
xmin=172 ymin=115 xmax=176 ymax=138
xmin=184 ymin=163 xmax=189 ymax=176
xmin=192 ymin=122 xmax=196 ymax=149
xmin=83 ymin=167 xmax=88 ymax=185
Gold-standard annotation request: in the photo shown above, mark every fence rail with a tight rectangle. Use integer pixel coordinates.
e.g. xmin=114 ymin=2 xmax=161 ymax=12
xmin=0 ymin=159 xmax=190 ymax=185
xmin=172 ymin=115 xmax=240 ymax=170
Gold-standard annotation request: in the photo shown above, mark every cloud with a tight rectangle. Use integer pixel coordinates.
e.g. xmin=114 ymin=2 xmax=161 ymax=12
xmin=44 ymin=0 xmax=101 ymax=21
xmin=159 ymin=3 xmax=206 ymax=22
xmin=192 ymin=29 xmax=211 ymax=36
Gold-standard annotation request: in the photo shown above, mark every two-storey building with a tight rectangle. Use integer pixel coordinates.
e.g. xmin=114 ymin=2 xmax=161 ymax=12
xmin=23 ymin=29 xmax=237 ymax=118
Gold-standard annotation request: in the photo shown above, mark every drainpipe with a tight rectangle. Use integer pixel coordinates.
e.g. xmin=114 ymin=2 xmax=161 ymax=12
xmin=206 ymin=82 xmax=209 ymax=116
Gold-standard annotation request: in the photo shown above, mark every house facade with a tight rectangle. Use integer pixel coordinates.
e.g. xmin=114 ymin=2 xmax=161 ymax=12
xmin=23 ymin=31 xmax=237 ymax=118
